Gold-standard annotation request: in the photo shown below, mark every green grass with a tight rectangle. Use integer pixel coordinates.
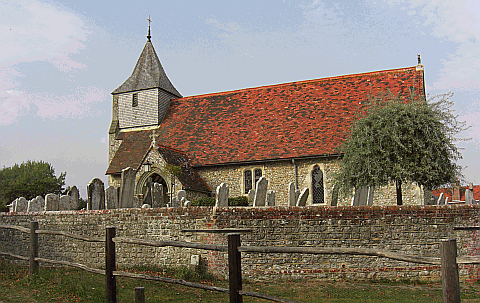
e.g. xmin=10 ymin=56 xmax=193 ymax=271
xmin=1 ymin=257 xmax=480 ymax=302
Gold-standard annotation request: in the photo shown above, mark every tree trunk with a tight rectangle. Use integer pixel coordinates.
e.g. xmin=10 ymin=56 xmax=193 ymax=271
xmin=396 ymin=180 xmax=403 ymax=205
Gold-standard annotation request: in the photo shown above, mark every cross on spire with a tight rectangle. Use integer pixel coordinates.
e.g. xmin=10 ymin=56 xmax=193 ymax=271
xmin=147 ymin=15 xmax=152 ymax=41
xmin=150 ymin=129 xmax=159 ymax=147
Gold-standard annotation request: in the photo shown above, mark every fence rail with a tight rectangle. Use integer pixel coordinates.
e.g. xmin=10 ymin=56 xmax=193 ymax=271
xmin=0 ymin=221 xmax=474 ymax=303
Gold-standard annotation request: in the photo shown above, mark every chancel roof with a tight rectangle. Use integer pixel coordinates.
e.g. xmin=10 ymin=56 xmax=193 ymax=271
xmin=112 ymin=40 xmax=182 ymax=97
xmin=107 ymin=65 xmax=425 ymax=173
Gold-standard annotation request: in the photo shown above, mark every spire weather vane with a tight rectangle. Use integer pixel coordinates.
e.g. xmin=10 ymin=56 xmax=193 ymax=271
xmin=147 ymin=15 xmax=152 ymax=41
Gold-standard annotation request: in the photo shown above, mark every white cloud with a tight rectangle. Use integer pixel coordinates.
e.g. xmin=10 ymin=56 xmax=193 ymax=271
xmin=386 ymin=0 xmax=480 ymax=90
xmin=0 ymin=0 xmax=95 ymax=124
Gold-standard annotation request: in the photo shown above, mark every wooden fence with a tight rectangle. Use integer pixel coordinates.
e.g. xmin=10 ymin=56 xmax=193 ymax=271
xmin=1 ymin=221 xmax=479 ymax=303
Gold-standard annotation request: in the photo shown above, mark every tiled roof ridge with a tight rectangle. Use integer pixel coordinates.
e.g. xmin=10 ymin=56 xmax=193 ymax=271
xmin=179 ymin=66 xmax=419 ymax=100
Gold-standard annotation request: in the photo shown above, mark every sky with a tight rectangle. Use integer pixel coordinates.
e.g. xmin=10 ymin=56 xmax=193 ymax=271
xmin=1 ymin=0 xmax=479 ymax=198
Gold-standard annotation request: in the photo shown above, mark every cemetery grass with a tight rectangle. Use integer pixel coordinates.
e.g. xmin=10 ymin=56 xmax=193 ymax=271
xmin=1 ymin=259 xmax=480 ymax=302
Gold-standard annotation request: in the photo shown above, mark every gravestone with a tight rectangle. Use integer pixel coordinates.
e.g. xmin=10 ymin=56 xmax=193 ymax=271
xmin=178 ymin=190 xmax=187 ymax=207
xmin=367 ymin=187 xmax=374 ymax=206
xmin=295 ymin=189 xmax=300 ymax=203
xmin=437 ymin=193 xmax=445 ymax=205
xmin=423 ymin=189 xmax=434 ymax=205
xmin=266 ymin=190 xmax=275 ymax=206
xmin=141 ymin=204 xmax=151 ymax=208
xmin=35 ymin=196 xmax=45 ymax=210
xmin=59 ymin=195 xmax=73 ymax=210
xmin=216 ymin=183 xmax=229 ymax=207
xmin=45 ymin=194 xmax=59 ymax=211
xmin=184 ymin=201 xmax=192 ymax=207
xmin=27 ymin=198 xmax=43 ymax=212
xmin=7 ymin=199 xmax=16 ymax=212
xmin=105 ymin=186 xmax=118 ymax=209
xmin=354 ymin=187 xmax=370 ymax=206
xmin=253 ymin=177 xmax=268 ymax=207
xmin=296 ymin=188 xmax=309 ymax=207
xmin=67 ymin=186 xmax=79 ymax=209
xmin=445 ymin=196 xmax=450 ymax=204
xmin=119 ymin=167 xmax=136 ymax=208
xmin=170 ymin=197 xmax=179 ymax=208
xmin=288 ymin=182 xmax=296 ymax=206
xmin=15 ymin=197 xmax=28 ymax=212
xmin=247 ymin=189 xmax=255 ymax=206
xmin=152 ymin=183 xmax=164 ymax=208
xmin=87 ymin=178 xmax=105 ymax=210
xmin=133 ymin=196 xmax=141 ymax=208
xmin=466 ymin=183 xmax=474 ymax=204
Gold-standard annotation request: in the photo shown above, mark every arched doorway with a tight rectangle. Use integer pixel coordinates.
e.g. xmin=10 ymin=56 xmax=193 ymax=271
xmin=141 ymin=173 xmax=168 ymax=206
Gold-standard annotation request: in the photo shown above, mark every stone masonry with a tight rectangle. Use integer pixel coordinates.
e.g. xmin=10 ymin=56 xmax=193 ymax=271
xmin=1 ymin=205 xmax=479 ymax=282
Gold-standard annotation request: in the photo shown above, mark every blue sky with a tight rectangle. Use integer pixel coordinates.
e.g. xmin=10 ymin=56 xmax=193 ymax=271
xmin=1 ymin=0 xmax=479 ymax=198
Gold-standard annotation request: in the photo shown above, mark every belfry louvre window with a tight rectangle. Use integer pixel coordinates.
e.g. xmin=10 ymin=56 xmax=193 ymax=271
xmin=312 ymin=165 xmax=325 ymax=204
xmin=132 ymin=93 xmax=138 ymax=107
xmin=244 ymin=168 xmax=263 ymax=194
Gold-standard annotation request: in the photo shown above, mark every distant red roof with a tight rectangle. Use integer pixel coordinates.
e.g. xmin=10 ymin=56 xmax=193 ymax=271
xmin=107 ymin=66 xmax=425 ymax=173
xmin=433 ymin=185 xmax=480 ymax=201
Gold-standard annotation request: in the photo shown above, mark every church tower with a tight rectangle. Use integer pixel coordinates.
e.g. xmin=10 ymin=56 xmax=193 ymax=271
xmin=108 ymin=19 xmax=182 ymax=162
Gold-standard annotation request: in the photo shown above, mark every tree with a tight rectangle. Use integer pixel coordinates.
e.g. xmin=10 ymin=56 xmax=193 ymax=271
xmin=0 ymin=160 xmax=66 ymax=210
xmin=334 ymin=92 xmax=466 ymax=205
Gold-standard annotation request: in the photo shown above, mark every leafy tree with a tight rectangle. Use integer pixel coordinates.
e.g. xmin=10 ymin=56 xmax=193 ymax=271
xmin=0 ymin=160 xmax=66 ymax=209
xmin=334 ymin=92 xmax=466 ymax=205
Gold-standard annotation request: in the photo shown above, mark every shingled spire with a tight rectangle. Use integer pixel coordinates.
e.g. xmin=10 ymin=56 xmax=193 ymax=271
xmin=112 ymin=23 xmax=182 ymax=97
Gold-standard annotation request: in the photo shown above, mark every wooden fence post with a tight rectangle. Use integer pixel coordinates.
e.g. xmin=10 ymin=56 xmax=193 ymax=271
xmin=106 ymin=227 xmax=116 ymax=303
xmin=228 ymin=233 xmax=242 ymax=303
xmin=135 ymin=287 xmax=145 ymax=303
xmin=29 ymin=221 xmax=39 ymax=275
xmin=440 ymin=238 xmax=460 ymax=303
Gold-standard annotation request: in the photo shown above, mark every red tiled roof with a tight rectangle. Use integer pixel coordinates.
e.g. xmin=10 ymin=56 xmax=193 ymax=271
xmin=107 ymin=66 xmax=425 ymax=171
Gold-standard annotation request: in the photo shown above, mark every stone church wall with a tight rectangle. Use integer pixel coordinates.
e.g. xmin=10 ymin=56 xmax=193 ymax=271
xmin=196 ymin=158 xmax=423 ymax=206
xmin=1 ymin=205 xmax=479 ymax=282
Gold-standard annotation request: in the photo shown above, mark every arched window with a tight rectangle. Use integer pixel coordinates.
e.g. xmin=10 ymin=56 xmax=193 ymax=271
xmin=312 ymin=165 xmax=324 ymax=204
xmin=244 ymin=170 xmax=252 ymax=194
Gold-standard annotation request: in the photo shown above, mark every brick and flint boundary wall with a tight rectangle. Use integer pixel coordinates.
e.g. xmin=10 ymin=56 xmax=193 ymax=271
xmin=1 ymin=205 xmax=479 ymax=282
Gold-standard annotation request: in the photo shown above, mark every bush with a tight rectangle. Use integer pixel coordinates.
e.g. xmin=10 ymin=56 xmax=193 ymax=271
xmin=228 ymin=196 xmax=249 ymax=206
xmin=191 ymin=197 xmax=215 ymax=206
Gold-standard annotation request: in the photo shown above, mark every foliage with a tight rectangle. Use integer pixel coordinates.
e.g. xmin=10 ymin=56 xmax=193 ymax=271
xmin=228 ymin=196 xmax=249 ymax=206
xmin=161 ymin=163 xmax=182 ymax=178
xmin=0 ymin=160 xmax=66 ymax=210
xmin=191 ymin=197 xmax=216 ymax=206
xmin=334 ymin=92 xmax=466 ymax=204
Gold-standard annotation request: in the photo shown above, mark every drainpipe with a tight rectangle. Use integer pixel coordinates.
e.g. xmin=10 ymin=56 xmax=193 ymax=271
xmin=292 ymin=159 xmax=298 ymax=190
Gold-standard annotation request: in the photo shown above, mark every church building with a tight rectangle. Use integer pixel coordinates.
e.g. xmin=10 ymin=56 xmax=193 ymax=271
xmin=106 ymin=27 xmax=426 ymax=206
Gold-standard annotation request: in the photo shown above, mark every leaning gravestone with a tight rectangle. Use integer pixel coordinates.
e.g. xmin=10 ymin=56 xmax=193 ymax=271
xmin=87 ymin=178 xmax=105 ymax=210
xmin=67 ymin=186 xmax=80 ymax=209
xmin=45 ymin=194 xmax=59 ymax=211
xmin=27 ymin=198 xmax=43 ymax=212
xmin=8 ymin=199 xmax=17 ymax=212
xmin=119 ymin=167 xmax=136 ymax=208
xmin=152 ymin=183 xmax=163 ymax=208
xmin=247 ymin=189 xmax=255 ymax=206
xmin=266 ymin=190 xmax=275 ymax=206
xmin=437 ymin=193 xmax=445 ymax=205
xmin=15 ymin=197 xmax=28 ymax=212
xmin=59 ymin=195 xmax=73 ymax=210
xmin=296 ymin=188 xmax=309 ymax=207
xmin=253 ymin=177 xmax=268 ymax=207
xmin=216 ymin=183 xmax=229 ymax=207
xmin=288 ymin=182 xmax=296 ymax=206
xmin=105 ymin=186 xmax=118 ymax=209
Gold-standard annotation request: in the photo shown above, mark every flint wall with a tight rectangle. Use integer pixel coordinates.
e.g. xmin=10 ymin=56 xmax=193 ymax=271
xmin=0 ymin=205 xmax=479 ymax=282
